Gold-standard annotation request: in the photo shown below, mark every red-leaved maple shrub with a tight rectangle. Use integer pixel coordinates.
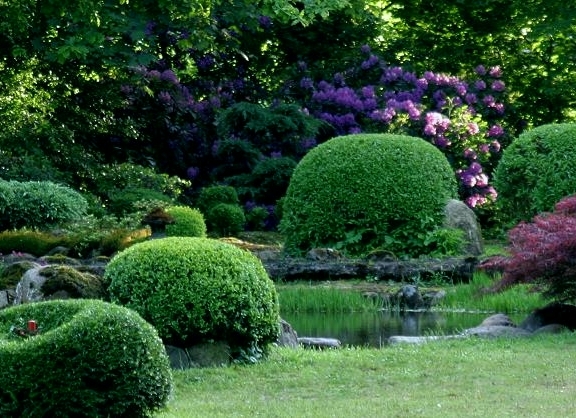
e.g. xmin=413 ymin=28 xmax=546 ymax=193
xmin=480 ymin=194 xmax=576 ymax=301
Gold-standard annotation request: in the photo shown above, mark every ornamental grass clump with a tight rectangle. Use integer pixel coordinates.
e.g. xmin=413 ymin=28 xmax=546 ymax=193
xmin=104 ymin=237 xmax=279 ymax=355
xmin=0 ymin=299 xmax=172 ymax=418
xmin=493 ymin=123 xmax=576 ymax=225
xmin=280 ymin=133 xmax=458 ymax=258
xmin=480 ymin=194 xmax=576 ymax=301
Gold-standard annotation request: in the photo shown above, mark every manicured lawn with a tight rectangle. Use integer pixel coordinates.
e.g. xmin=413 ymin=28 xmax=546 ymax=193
xmin=156 ymin=333 xmax=576 ymax=417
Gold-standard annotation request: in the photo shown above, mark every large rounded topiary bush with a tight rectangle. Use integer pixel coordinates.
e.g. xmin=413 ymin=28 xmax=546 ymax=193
xmin=0 ymin=299 xmax=172 ymax=417
xmin=493 ymin=123 xmax=576 ymax=225
xmin=104 ymin=237 xmax=279 ymax=352
xmin=165 ymin=205 xmax=207 ymax=237
xmin=280 ymin=133 xmax=458 ymax=257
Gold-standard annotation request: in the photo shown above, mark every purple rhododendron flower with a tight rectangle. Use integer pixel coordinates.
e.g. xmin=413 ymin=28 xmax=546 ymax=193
xmin=476 ymin=174 xmax=489 ymax=187
xmin=158 ymin=91 xmax=172 ymax=104
xmin=361 ymin=55 xmax=379 ymax=70
xmin=148 ymin=70 xmax=161 ymax=79
xmin=360 ymin=44 xmax=371 ymax=54
xmin=465 ymin=93 xmax=478 ymax=104
xmin=467 ymin=123 xmax=480 ymax=135
xmin=424 ymin=124 xmax=437 ymax=136
xmin=475 ymin=65 xmax=487 ymax=76
xmin=483 ymin=95 xmax=496 ymax=107
xmin=474 ymin=80 xmax=487 ymax=90
xmin=300 ymin=77 xmax=314 ymax=89
xmin=258 ymin=15 xmax=272 ymax=29
xmin=468 ymin=162 xmax=483 ymax=174
xmin=487 ymin=124 xmax=504 ymax=137
xmin=434 ymin=136 xmax=451 ymax=148
xmin=160 ymin=70 xmax=179 ymax=84
xmin=491 ymin=80 xmax=506 ymax=92
xmin=186 ymin=166 xmax=199 ymax=179
xmin=479 ymin=144 xmax=490 ymax=153
xmin=489 ymin=66 xmax=503 ymax=78
xmin=197 ymin=55 xmax=215 ymax=71
xmin=461 ymin=174 xmax=477 ymax=187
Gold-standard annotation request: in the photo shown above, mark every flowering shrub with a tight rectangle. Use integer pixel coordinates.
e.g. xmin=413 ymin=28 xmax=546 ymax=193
xmin=295 ymin=47 xmax=508 ymax=208
xmin=480 ymin=194 xmax=576 ymax=301
xmin=118 ymin=40 xmax=509 ymax=220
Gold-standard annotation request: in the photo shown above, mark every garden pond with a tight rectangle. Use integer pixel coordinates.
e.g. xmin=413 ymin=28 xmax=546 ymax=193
xmin=282 ymin=310 xmax=526 ymax=348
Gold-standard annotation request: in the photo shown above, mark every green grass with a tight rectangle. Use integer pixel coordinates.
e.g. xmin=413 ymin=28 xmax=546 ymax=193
xmin=277 ymin=272 xmax=550 ymax=315
xmin=438 ymin=271 xmax=551 ymax=314
xmin=277 ymin=284 xmax=385 ymax=313
xmin=156 ymin=334 xmax=576 ymax=417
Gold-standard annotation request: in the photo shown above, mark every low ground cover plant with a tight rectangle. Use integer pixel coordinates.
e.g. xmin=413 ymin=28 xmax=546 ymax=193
xmin=0 ymin=299 xmax=172 ymax=417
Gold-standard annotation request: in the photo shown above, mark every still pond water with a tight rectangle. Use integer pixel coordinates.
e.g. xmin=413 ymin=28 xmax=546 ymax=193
xmin=282 ymin=310 xmax=525 ymax=348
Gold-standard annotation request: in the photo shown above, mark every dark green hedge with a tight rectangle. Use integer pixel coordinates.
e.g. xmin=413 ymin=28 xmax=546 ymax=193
xmin=0 ymin=299 xmax=173 ymax=417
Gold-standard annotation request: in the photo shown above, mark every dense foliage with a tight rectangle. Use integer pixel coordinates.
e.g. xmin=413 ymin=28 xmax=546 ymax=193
xmin=482 ymin=195 xmax=576 ymax=302
xmin=105 ymin=237 xmax=280 ymax=353
xmin=0 ymin=299 xmax=172 ymax=417
xmin=0 ymin=0 xmax=574 ymax=230
xmin=493 ymin=123 xmax=576 ymax=226
xmin=0 ymin=180 xmax=87 ymax=230
xmin=280 ymin=133 xmax=458 ymax=257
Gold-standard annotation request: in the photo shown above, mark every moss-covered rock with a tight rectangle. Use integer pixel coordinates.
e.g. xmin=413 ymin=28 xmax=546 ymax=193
xmin=13 ymin=265 xmax=106 ymax=305
xmin=0 ymin=261 xmax=39 ymax=290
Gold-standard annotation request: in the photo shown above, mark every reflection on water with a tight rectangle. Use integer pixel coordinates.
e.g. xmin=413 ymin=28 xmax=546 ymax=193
xmin=281 ymin=311 xmax=524 ymax=348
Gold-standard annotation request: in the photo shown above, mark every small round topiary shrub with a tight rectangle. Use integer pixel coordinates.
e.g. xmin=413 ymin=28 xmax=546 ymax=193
xmin=280 ymin=133 xmax=458 ymax=257
xmin=165 ymin=205 xmax=207 ymax=237
xmin=104 ymin=237 xmax=279 ymax=353
xmin=196 ymin=185 xmax=239 ymax=214
xmin=206 ymin=203 xmax=246 ymax=237
xmin=493 ymin=123 xmax=576 ymax=225
xmin=0 ymin=299 xmax=173 ymax=417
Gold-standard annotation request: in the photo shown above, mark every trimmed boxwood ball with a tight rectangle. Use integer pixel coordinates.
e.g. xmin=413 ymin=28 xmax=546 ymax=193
xmin=104 ymin=237 xmax=279 ymax=352
xmin=494 ymin=123 xmax=576 ymax=225
xmin=0 ymin=299 xmax=173 ymax=418
xmin=206 ymin=203 xmax=246 ymax=237
xmin=280 ymin=133 xmax=458 ymax=257
xmin=165 ymin=205 xmax=207 ymax=237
